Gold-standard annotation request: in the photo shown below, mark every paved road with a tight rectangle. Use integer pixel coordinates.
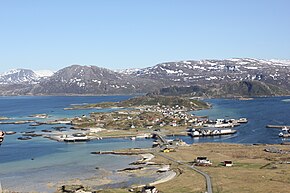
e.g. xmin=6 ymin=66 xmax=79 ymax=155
xmin=156 ymin=152 xmax=213 ymax=193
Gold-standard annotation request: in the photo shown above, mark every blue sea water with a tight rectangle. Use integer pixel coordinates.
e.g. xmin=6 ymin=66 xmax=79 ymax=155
xmin=179 ymin=96 xmax=290 ymax=144
xmin=0 ymin=96 xmax=290 ymax=192
xmin=0 ymin=96 xmax=155 ymax=192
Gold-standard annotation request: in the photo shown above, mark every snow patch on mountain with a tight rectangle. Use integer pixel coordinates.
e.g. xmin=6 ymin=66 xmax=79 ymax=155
xmin=34 ymin=70 xmax=54 ymax=77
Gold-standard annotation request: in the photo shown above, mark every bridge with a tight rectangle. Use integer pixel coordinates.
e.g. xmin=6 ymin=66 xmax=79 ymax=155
xmin=152 ymin=132 xmax=168 ymax=145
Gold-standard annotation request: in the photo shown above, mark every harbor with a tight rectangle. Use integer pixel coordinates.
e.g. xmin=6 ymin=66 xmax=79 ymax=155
xmin=1 ymin=96 xmax=290 ymax=192
xmin=266 ymin=125 xmax=290 ymax=138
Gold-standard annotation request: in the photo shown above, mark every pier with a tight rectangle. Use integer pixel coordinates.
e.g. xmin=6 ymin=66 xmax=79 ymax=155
xmin=266 ymin=125 xmax=290 ymax=129
xmin=91 ymin=151 xmax=145 ymax=155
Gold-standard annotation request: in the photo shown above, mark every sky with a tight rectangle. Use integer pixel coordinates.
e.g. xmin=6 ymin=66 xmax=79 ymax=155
xmin=0 ymin=0 xmax=290 ymax=72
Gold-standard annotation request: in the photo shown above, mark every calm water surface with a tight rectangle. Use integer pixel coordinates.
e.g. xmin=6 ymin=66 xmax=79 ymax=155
xmin=180 ymin=97 xmax=290 ymax=144
xmin=0 ymin=96 xmax=154 ymax=192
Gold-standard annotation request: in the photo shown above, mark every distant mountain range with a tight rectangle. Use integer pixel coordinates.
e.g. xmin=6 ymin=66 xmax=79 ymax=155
xmin=1 ymin=58 xmax=290 ymax=97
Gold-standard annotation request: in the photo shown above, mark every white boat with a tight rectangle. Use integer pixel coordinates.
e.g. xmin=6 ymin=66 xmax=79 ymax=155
xmin=237 ymin=118 xmax=248 ymax=123
xmin=190 ymin=128 xmax=236 ymax=137
xmin=204 ymin=122 xmax=234 ymax=128
xmin=62 ymin=133 xmax=89 ymax=142
xmin=279 ymin=132 xmax=284 ymax=137
xmin=0 ymin=130 xmax=4 ymax=144
xmin=5 ymin=131 xmax=16 ymax=135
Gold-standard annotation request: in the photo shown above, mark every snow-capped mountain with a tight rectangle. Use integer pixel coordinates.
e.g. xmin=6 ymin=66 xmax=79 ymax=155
xmin=124 ymin=58 xmax=290 ymax=90
xmin=31 ymin=65 xmax=162 ymax=95
xmin=0 ymin=69 xmax=54 ymax=85
xmin=1 ymin=58 xmax=290 ymax=96
xmin=34 ymin=70 xmax=54 ymax=78
xmin=114 ymin=68 xmax=141 ymax=74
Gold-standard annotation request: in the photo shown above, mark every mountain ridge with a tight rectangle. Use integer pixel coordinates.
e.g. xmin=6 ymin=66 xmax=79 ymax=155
xmin=1 ymin=58 xmax=290 ymax=97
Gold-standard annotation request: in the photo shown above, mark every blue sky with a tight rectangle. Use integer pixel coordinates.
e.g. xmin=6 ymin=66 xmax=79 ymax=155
xmin=0 ymin=0 xmax=289 ymax=72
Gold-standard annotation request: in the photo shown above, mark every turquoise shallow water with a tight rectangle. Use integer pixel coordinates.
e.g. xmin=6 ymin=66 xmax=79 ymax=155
xmin=0 ymin=96 xmax=290 ymax=192
xmin=0 ymin=96 xmax=155 ymax=192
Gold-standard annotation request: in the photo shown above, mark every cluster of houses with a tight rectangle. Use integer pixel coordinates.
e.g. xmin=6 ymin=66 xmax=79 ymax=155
xmin=143 ymin=105 xmax=201 ymax=128
xmin=71 ymin=104 xmax=204 ymax=130
xmin=70 ymin=100 xmax=248 ymax=133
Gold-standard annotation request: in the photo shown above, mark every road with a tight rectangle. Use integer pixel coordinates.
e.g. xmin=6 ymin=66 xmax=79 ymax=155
xmin=156 ymin=152 xmax=213 ymax=193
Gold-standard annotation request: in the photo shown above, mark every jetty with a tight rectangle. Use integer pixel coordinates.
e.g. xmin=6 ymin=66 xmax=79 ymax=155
xmin=0 ymin=120 xmax=35 ymax=125
xmin=91 ymin=151 xmax=147 ymax=155
xmin=266 ymin=125 xmax=290 ymax=129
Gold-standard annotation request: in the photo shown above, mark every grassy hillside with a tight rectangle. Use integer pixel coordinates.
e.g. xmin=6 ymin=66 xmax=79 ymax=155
xmin=154 ymin=81 xmax=290 ymax=98
xmin=119 ymin=95 xmax=209 ymax=109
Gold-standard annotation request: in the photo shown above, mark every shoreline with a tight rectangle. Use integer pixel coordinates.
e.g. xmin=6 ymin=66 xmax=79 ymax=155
xmin=1 ymin=96 xmax=290 ymax=193
xmin=1 ymin=142 xmax=289 ymax=193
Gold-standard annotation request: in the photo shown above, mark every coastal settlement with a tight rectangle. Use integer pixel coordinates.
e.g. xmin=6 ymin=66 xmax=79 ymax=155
xmin=1 ymin=96 xmax=290 ymax=193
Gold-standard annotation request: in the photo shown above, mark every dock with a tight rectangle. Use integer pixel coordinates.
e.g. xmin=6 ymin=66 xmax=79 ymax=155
xmin=266 ymin=125 xmax=290 ymax=129
xmin=91 ymin=151 xmax=147 ymax=155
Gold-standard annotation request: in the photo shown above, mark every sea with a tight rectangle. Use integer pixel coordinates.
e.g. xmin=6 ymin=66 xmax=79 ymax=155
xmin=0 ymin=95 xmax=290 ymax=192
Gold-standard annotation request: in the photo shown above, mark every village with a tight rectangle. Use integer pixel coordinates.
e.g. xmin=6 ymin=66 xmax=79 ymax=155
xmin=1 ymin=96 xmax=289 ymax=193
xmin=0 ymin=95 xmax=248 ymax=144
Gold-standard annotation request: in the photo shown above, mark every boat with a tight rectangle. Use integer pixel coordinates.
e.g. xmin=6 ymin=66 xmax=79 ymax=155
xmin=5 ymin=131 xmax=16 ymax=135
xmin=237 ymin=118 xmax=248 ymax=123
xmin=204 ymin=119 xmax=235 ymax=128
xmin=17 ymin=136 xmax=32 ymax=140
xmin=282 ymin=126 xmax=289 ymax=132
xmin=189 ymin=128 xmax=237 ymax=137
xmin=279 ymin=132 xmax=284 ymax=137
xmin=0 ymin=130 xmax=5 ymax=144
xmin=62 ymin=133 xmax=89 ymax=142
xmin=278 ymin=127 xmax=290 ymax=138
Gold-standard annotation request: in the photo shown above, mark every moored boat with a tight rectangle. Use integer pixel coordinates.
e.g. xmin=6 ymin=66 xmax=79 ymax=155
xmin=17 ymin=136 xmax=32 ymax=140
xmin=189 ymin=128 xmax=237 ymax=137
xmin=278 ymin=127 xmax=290 ymax=138
xmin=0 ymin=130 xmax=5 ymax=144
xmin=237 ymin=118 xmax=248 ymax=123
xmin=5 ymin=131 xmax=17 ymax=135
xmin=62 ymin=133 xmax=89 ymax=142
